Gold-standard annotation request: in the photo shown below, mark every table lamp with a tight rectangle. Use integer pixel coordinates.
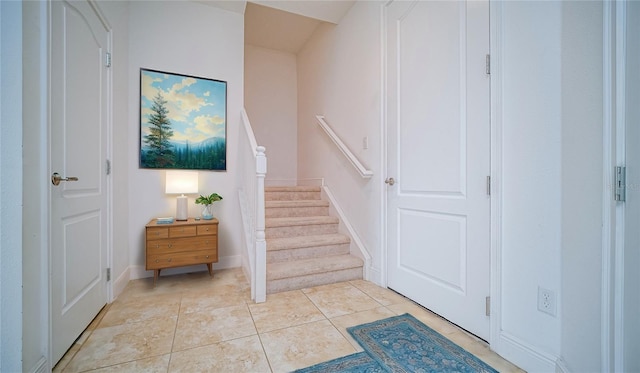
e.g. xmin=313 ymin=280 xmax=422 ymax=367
xmin=165 ymin=171 xmax=199 ymax=221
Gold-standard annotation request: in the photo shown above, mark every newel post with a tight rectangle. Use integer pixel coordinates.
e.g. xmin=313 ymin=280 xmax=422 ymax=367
xmin=255 ymin=146 xmax=267 ymax=303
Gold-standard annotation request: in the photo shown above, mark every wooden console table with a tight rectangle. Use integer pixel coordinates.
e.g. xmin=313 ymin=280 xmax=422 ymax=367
xmin=145 ymin=218 xmax=218 ymax=285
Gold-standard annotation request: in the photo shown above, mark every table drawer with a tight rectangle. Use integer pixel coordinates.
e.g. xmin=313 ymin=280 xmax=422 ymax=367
xmin=146 ymin=227 xmax=169 ymax=239
xmin=146 ymin=236 xmax=216 ymax=255
xmin=146 ymin=249 xmax=217 ymax=270
xmin=197 ymin=224 xmax=217 ymax=236
xmin=169 ymin=225 xmax=197 ymax=237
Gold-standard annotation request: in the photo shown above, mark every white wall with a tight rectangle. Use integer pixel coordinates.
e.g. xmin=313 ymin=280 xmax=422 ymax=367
xmin=0 ymin=1 xmax=23 ymax=371
xmin=127 ymin=1 xmax=245 ymax=278
xmin=297 ymin=1 xmax=383 ymax=281
xmin=22 ymin=1 xmax=47 ymax=370
xmin=244 ymin=45 xmax=298 ymax=181
xmin=559 ymin=2 xmax=603 ymax=371
xmin=494 ymin=2 xmax=562 ymax=370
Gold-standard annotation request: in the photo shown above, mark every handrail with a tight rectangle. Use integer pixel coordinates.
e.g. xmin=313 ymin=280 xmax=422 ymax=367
xmin=315 ymin=115 xmax=373 ymax=179
xmin=242 ymin=109 xmax=259 ymax=156
xmin=239 ymin=108 xmax=266 ymax=303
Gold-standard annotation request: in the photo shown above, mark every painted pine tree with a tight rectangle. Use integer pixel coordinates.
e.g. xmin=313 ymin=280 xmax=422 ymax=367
xmin=142 ymin=92 xmax=175 ymax=167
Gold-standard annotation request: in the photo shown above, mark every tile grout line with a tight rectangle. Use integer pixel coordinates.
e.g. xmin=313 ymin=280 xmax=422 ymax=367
xmin=247 ymin=298 xmax=275 ymax=373
xmin=166 ymin=290 xmax=186 ymax=373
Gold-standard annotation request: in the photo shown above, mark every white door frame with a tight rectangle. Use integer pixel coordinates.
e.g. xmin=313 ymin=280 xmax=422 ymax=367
xmin=488 ymin=0 xmax=503 ymax=351
xmin=601 ymin=0 xmax=615 ymax=371
xmin=601 ymin=1 xmax=631 ymax=371
xmin=603 ymin=1 xmax=627 ymax=372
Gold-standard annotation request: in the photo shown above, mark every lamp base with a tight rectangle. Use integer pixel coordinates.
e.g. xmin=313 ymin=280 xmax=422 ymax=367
xmin=176 ymin=195 xmax=188 ymax=221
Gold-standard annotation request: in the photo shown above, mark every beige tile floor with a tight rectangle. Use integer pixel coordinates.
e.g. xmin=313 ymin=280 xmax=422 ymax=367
xmin=54 ymin=268 xmax=524 ymax=373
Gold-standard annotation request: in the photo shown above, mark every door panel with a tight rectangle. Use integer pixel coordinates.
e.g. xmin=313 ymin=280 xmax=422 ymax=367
xmin=398 ymin=1 xmax=465 ymax=195
xmin=398 ymin=210 xmax=466 ymax=292
xmin=50 ymin=0 xmax=109 ymax=363
xmin=386 ymin=0 xmax=490 ymax=340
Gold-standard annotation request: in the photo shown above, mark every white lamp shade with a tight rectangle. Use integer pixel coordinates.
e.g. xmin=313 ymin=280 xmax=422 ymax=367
xmin=165 ymin=171 xmax=199 ymax=194
xmin=166 ymin=171 xmax=198 ymax=221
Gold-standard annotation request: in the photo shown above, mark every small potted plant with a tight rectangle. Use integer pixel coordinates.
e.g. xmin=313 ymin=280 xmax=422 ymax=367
xmin=195 ymin=192 xmax=223 ymax=220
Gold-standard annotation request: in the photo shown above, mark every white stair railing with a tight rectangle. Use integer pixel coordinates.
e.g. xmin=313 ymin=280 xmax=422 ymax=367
xmin=238 ymin=109 xmax=266 ymax=303
xmin=315 ymin=115 xmax=373 ymax=179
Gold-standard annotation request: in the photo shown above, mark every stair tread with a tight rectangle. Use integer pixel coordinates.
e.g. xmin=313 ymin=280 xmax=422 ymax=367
xmin=267 ymin=234 xmax=350 ymax=251
xmin=265 ymin=200 xmax=329 ymax=208
xmin=265 ymin=186 xmax=321 ymax=192
xmin=266 ymin=216 xmax=338 ymax=228
xmin=267 ymin=255 xmax=363 ymax=280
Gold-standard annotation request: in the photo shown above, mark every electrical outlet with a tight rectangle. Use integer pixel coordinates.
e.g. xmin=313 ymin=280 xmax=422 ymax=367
xmin=363 ymin=136 xmax=369 ymax=150
xmin=537 ymin=287 xmax=556 ymax=316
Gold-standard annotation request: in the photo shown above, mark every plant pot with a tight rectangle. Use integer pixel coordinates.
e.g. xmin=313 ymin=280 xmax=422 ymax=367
xmin=201 ymin=204 xmax=214 ymax=220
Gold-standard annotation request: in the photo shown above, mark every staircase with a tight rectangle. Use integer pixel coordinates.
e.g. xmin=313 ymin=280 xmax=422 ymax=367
xmin=265 ymin=186 xmax=364 ymax=293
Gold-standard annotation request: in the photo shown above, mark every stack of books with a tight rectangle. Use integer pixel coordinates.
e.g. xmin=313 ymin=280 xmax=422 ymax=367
xmin=156 ymin=217 xmax=174 ymax=225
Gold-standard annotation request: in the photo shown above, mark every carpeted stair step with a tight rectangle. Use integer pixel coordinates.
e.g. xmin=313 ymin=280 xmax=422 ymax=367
xmin=267 ymin=233 xmax=351 ymax=263
xmin=265 ymin=216 xmax=339 ymax=239
xmin=265 ymin=186 xmax=321 ymax=201
xmin=265 ymin=200 xmax=330 ymax=218
xmin=266 ymin=254 xmax=363 ymax=294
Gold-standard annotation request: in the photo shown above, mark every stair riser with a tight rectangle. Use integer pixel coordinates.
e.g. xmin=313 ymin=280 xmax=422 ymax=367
xmin=266 ymin=206 xmax=329 ymax=218
xmin=267 ymin=243 xmax=350 ymax=263
xmin=267 ymin=267 xmax=363 ymax=294
xmin=265 ymin=191 xmax=321 ymax=201
xmin=266 ymin=223 xmax=338 ymax=239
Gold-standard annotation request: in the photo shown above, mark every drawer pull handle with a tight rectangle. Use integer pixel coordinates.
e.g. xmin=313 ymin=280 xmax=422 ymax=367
xmin=205 ymin=241 xmax=209 ymax=244
xmin=206 ymin=228 xmax=209 ymax=231
xmin=156 ymin=244 xmax=159 ymax=249
xmin=206 ymin=255 xmax=209 ymax=259
xmin=155 ymin=232 xmax=160 ymax=236
xmin=168 ymin=244 xmax=172 ymax=248
xmin=155 ymin=259 xmax=159 ymax=263
xmin=168 ymin=258 xmax=172 ymax=262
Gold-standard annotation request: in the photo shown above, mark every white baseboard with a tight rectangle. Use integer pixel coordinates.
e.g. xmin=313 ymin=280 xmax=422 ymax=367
xmin=321 ymin=185 xmax=372 ymax=273
xmin=367 ymin=266 xmax=383 ymax=285
xmin=113 ymin=266 xmax=130 ymax=300
xmin=27 ymin=356 xmax=47 ymax=373
xmin=555 ymin=356 xmax=571 ymax=373
xmin=128 ymin=255 xmax=241 ymax=280
xmin=494 ymin=331 xmax=558 ymax=372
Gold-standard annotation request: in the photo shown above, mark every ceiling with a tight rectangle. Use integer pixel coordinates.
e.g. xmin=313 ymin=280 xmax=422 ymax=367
xmin=250 ymin=0 xmax=356 ymax=24
xmin=197 ymin=0 xmax=356 ymax=54
xmin=245 ymin=2 xmax=321 ymax=54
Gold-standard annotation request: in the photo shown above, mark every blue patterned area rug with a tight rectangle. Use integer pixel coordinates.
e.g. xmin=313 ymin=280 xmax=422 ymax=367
xmin=294 ymin=313 xmax=497 ymax=373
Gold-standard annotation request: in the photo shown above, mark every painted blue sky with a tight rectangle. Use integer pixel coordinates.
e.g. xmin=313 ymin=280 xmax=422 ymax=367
xmin=140 ymin=70 xmax=226 ymax=147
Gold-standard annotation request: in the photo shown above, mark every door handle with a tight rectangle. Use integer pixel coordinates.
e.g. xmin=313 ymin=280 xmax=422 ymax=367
xmin=385 ymin=177 xmax=396 ymax=186
xmin=51 ymin=172 xmax=79 ymax=186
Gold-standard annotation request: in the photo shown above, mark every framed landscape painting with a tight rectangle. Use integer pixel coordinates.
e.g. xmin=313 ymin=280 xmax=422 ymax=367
xmin=139 ymin=68 xmax=227 ymax=170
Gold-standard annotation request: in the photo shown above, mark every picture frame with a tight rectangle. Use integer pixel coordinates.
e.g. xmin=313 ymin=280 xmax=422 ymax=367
xmin=139 ymin=68 xmax=227 ymax=170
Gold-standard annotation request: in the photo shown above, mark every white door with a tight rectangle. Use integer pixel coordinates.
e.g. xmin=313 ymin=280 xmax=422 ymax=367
xmin=386 ymin=0 xmax=491 ymax=339
xmin=50 ymin=0 xmax=110 ymax=364
xmin=622 ymin=1 xmax=640 ymax=370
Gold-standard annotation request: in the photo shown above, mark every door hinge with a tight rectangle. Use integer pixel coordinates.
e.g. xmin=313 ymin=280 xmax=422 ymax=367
xmin=486 ymin=176 xmax=491 ymax=196
xmin=486 ymin=296 xmax=491 ymax=316
xmin=106 ymin=268 xmax=111 ymax=281
xmin=485 ymin=54 xmax=491 ymax=75
xmin=106 ymin=159 xmax=111 ymax=175
xmin=105 ymin=52 xmax=111 ymax=68
xmin=615 ymin=166 xmax=626 ymax=202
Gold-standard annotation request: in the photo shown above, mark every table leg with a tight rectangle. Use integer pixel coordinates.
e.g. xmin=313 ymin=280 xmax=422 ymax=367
xmin=207 ymin=263 xmax=213 ymax=277
xmin=154 ymin=269 xmax=160 ymax=286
